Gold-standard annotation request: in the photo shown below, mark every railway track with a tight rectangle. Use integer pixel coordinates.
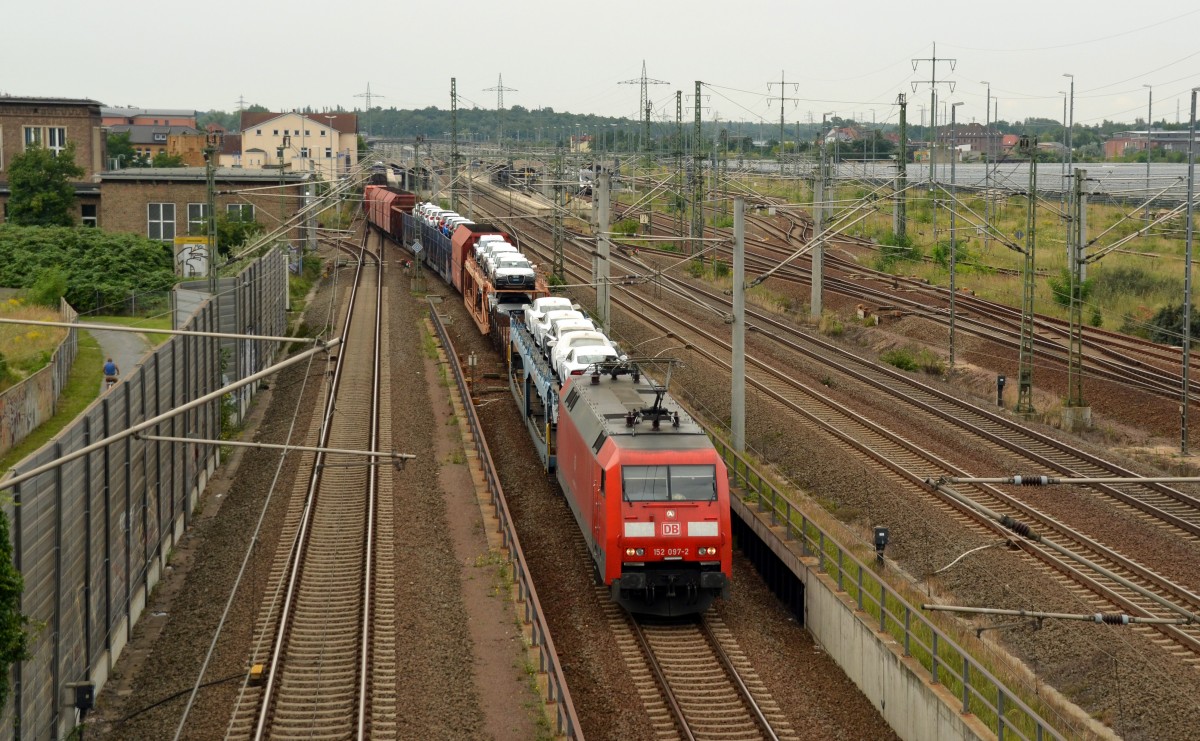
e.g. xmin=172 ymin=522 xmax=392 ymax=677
xmin=471 ymin=187 xmax=1200 ymax=665
xmin=663 ymin=205 xmax=1194 ymax=399
xmin=599 ymin=590 xmax=798 ymax=741
xmin=226 ymin=238 xmax=397 ymax=739
xmin=606 ymin=191 xmax=1189 ymax=400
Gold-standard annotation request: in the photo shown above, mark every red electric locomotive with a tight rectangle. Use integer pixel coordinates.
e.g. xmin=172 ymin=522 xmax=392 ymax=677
xmin=555 ymin=370 xmax=732 ymax=616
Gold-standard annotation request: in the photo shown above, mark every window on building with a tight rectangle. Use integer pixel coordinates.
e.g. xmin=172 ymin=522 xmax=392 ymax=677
xmin=256 ymin=129 xmax=262 ymax=135
xmin=81 ymin=204 xmax=97 ymax=228
xmin=304 ymin=130 xmax=310 ymax=136
xmin=227 ymin=204 xmax=254 ymax=222
xmin=47 ymin=128 xmax=67 ymax=156
xmin=325 ymin=147 xmax=332 ymax=158
xmin=294 ymin=130 xmax=299 ymax=135
xmin=273 ymin=129 xmax=279 ymax=136
xmin=148 ymin=203 xmax=176 ymax=243
xmin=187 ymin=203 xmax=207 ymax=235
xmin=299 ymin=147 xmax=309 ymax=158
xmin=320 ymin=130 xmax=326 ymax=137
xmin=23 ymin=126 xmax=42 ymax=149
xmin=276 ymin=147 xmax=284 ymax=160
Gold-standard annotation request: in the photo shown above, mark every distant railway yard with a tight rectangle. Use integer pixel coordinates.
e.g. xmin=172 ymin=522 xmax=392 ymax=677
xmin=27 ymin=151 xmax=1200 ymax=740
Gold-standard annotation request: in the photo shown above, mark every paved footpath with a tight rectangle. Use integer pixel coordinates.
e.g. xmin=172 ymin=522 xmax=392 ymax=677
xmin=81 ymin=321 xmax=152 ymax=393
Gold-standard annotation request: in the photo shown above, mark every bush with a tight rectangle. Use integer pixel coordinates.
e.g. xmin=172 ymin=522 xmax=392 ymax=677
xmin=686 ymin=259 xmax=705 ymax=278
xmin=875 ymin=232 xmax=921 ymax=271
xmin=881 ymin=346 xmax=945 ymax=375
xmin=612 ymin=218 xmax=639 ymax=236
xmin=1146 ymin=303 xmax=1200 ymax=346
xmin=881 ymin=347 xmax=918 ymax=371
xmin=712 ymin=259 xmax=730 ymax=278
xmin=930 ymin=238 xmax=975 ymax=269
xmin=26 ymin=266 xmax=68 ymax=307
xmin=1046 ymin=268 xmax=1095 ymax=308
xmin=0 ymin=225 xmax=174 ymax=311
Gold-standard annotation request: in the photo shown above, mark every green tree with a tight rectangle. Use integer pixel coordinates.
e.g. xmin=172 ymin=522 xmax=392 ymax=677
xmin=196 ymin=212 xmax=264 ymax=257
xmin=151 ymin=151 xmax=185 ymax=167
xmin=6 ymin=143 xmax=85 ymax=226
xmin=106 ymin=131 xmax=137 ymax=166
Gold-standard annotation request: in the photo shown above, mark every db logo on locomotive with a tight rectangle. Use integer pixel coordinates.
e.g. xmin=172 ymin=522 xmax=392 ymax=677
xmin=661 ymin=522 xmax=682 ymax=536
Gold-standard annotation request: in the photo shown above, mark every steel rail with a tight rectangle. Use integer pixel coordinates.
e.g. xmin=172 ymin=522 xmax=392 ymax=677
xmin=699 ymin=618 xmax=782 ymax=741
xmin=252 ymin=240 xmax=374 ymax=739
xmin=357 ymin=236 xmax=383 ymax=737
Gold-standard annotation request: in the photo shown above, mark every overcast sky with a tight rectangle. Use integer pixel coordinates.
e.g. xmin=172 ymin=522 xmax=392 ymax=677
xmin=5 ymin=1 xmax=1198 ymax=130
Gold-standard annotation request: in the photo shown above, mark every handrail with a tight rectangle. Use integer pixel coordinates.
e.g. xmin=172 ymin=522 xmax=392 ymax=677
xmin=707 ymin=433 xmax=1072 ymax=741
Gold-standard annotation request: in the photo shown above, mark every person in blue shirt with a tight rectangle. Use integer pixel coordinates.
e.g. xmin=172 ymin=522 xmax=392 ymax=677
xmin=103 ymin=358 xmax=119 ymax=387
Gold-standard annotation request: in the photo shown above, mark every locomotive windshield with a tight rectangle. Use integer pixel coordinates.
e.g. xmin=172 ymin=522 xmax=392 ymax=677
xmin=622 ymin=464 xmax=716 ymax=502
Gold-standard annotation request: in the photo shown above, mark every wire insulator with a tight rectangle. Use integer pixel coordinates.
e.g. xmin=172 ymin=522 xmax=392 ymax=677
xmin=1013 ymin=475 xmax=1049 ymax=486
xmin=1096 ymin=613 xmax=1129 ymax=625
xmin=1000 ymin=515 xmax=1032 ymax=538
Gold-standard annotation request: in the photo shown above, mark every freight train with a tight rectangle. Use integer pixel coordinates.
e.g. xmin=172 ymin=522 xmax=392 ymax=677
xmin=363 ymin=184 xmax=731 ymax=616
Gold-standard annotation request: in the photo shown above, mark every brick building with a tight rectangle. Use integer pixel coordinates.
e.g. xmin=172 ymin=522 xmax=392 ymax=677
xmin=107 ymin=123 xmax=202 ymax=162
xmin=936 ymin=123 xmax=1002 ymax=158
xmin=99 ymin=168 xmax=308 ymax=248
xmin=0 ymin=96 xmax=105 ymax=225
xmin=1104 ymin=129 xmax=1200 ymax=160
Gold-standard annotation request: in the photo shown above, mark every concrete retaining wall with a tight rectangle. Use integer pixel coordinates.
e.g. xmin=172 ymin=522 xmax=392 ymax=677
xmin=733 ymin=495 xmax=992 ymax=741
xmin=0 ymin=300 xmax=78 ymax=457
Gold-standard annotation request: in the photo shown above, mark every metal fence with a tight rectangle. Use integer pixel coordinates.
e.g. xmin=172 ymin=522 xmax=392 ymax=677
xmin=1 ymin=249 xmax=288 ymax=740
xmin=709 ymin=436 xmax=1075 ymax=741
xmin=0 ymin=300 xmax=79 ymax=458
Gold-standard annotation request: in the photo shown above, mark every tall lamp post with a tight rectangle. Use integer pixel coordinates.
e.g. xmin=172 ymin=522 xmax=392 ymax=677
xmin=1059 ymin=90 xmax=1069 ymax=215
xmin=1144 ymin=84 xmax=1153 ymax=226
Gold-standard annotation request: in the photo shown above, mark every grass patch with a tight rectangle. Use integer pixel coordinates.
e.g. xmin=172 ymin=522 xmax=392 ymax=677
xmin=818 ymin=311 xmax=844 ymax=337
xmin=87 ymin=314 xmax=173 ymax=346
xmin=881 ymin=346 xmax=945 ymax=375
xmin=288 ymin=254 xmax=323 ymax=308
xmin=0 ymin=299 xmax=67 ymax=387
xmin=0 ymin=331 xmax=103 ymax=476
xmin=421 ymin=327 xmax=439 ymax=361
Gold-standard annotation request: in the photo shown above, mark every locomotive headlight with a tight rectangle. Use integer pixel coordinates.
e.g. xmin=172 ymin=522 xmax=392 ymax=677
xmin=698 ymin=547 xmax=717 ymax=556
xmin=625 ymin=548 xmax=645 ymax=557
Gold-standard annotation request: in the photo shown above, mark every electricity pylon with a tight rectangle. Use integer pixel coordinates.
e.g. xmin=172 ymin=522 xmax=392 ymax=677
xmin=620 ymin=61 xmax=669 ymax=152
xmin=483 ymin=74 xmax=517 ymax=144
